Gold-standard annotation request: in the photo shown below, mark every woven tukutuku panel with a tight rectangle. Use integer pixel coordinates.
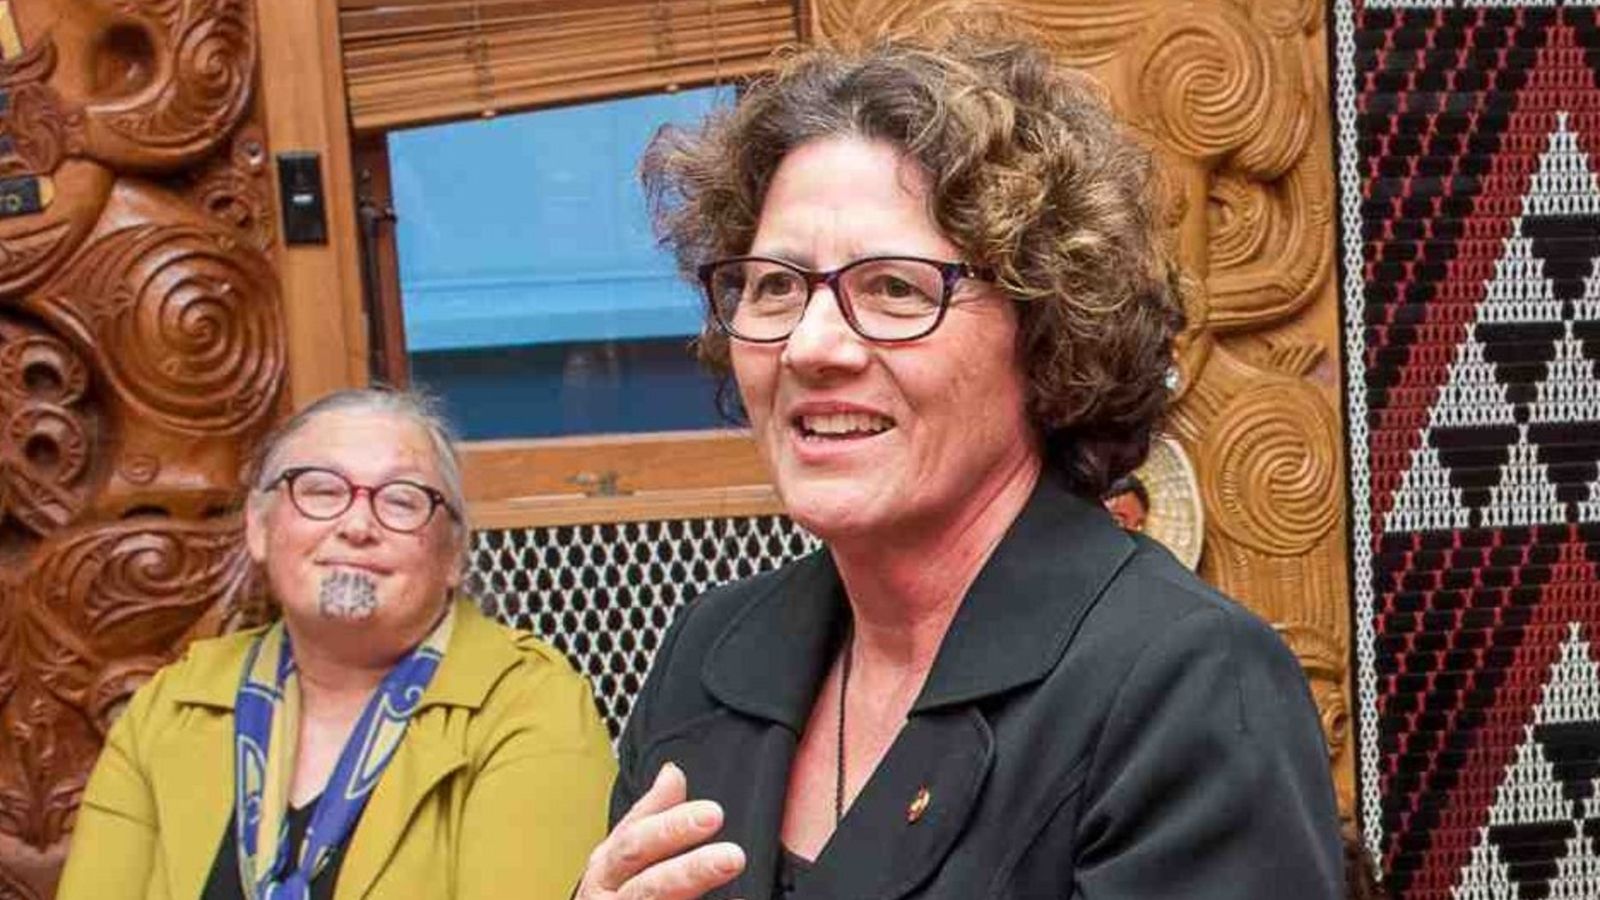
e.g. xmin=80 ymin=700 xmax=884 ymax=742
xmin=1334 ymin=1 xmax=1600 ymax=897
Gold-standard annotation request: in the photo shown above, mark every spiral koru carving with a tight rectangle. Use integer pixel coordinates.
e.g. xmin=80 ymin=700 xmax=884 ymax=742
xmin=32 ymin=518 xmax=257 ymax=659
xmin=0 ymin=223 xmax=72 ymax=304
xmin=0 ymin=84 xmax=77 ymax=177
xmin=1132 ymin=8 xmax=1271 ymax=163
xmin=0 ymin=406 xmax=89 ymax=534
xmin=1206 ymin=175 xmax=1272 ymax=271
xmin=0 ymin=333 xmax=91 ymax=407
xmin=0 ymin=33 xmax=55 ymax=87
xmin=0 ymin=522 xmax=256 ymax=859
xmin=186 ymin=126 xmax=275 ymax=251
xmin=4 ymin=407 xmax=89 ymax=483
xmin=1276 ymin=622 xmax=1350 ymax=760
xmin=1200 ymin=381 xmax=1340 ymax=556
xmin=108 ymin=0 xmax=186 ymax=31
xmin=1206 ymin=159 xmax=1332 ymax=331
xmin=1248 ymin=0 xmax=1319 ymax=38
xmin=64 ymin=224 xmax=283 ymax=434
xmin=0 ymin=326 xmax=94 ymax=541
xmin=95 ymin=0 xmax=255 ymax=162
xmin=1314 ymin=681 xmax=1350 ymax=760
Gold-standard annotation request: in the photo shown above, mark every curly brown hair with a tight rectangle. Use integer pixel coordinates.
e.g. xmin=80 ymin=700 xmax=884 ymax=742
xmin=641 ymin=16 xmax=1184 ymax=497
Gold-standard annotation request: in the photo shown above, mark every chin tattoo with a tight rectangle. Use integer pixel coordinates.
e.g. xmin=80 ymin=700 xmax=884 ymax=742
xmin=318 ymin=570 xmax=380 ymax=621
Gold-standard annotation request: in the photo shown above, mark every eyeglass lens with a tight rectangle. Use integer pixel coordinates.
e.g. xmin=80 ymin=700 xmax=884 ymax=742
xmin=287 ymin=469 xmax=436 ymax=532
xmin=708 ymin=257 xmax=948 ymax=341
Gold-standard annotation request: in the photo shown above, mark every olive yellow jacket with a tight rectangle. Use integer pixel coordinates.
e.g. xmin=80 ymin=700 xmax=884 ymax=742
xmin=58 ymin=599 xmax=616 ymax=900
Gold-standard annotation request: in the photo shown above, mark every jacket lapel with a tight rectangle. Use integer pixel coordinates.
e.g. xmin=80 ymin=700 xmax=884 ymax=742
xmin=158 ymin=600 xmax=518 ymax=900
xmin=912 ymin=476 xmax=1136 ymax=713
xmin=701 ymin=476 xmax=1135 ymax=723
xmin=702 ymin=552 xmax=850 ymax=732
xmin=148 ymin=702 xmax=236 ymax=899
xmin=686 ymin=475 xmax=1134 ymax=898
xmin=685 ymin=552 xmax=849 ymax=898
xmin=806 ymin=708 xmax=994 ymax=900
xmin=336 ymin=600 xmax=517 ymax=899
xmin=334 ymin=729 xmax=467 ymax=900
xmin=651 ymin=683 xmax=995 ymax=900
xmin=157 ymin=629 xmax=261 ymax=900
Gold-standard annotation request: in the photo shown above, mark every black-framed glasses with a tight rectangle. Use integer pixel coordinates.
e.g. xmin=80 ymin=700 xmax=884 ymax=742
xmin=697 ymin=255 xmax=997 ymax=343
xmin=266 ymin=466 xmax=459 ymax=534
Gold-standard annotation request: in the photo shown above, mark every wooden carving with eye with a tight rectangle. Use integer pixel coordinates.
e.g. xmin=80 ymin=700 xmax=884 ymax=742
xmin=0 ymin=0 xmax=284 ymax=894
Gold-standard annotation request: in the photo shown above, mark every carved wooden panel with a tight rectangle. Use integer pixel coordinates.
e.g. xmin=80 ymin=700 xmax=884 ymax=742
xmin=811 ymin=0 xmax=1353 ymax=815
xmin=0 ymin=0 xmax=280 ymax=895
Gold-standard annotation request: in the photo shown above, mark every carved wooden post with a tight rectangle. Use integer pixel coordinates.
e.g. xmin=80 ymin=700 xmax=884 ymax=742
xmin=0 ymin=0 xmax=280 ymax=894
xmin=810 ymin=0 xmax=1354 ymax=815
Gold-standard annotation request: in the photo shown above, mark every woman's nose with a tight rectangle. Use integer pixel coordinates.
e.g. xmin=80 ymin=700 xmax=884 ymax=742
xmin=781 ymin=285 xmax=869 ymax=375
xmin=335 ymin=491 xmax=381 ymax=542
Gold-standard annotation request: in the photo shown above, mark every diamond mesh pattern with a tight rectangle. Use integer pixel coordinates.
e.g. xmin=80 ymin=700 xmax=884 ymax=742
xmin=467 ymin=515 xmax=821 ymax=739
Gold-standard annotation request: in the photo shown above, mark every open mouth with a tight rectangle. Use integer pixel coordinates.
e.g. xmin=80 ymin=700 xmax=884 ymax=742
xmin=793 ymin=411 xmax=896 ymax=440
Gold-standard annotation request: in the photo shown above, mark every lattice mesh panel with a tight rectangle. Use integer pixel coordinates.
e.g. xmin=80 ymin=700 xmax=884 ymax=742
xmin=467 ymin=515 xmax=821 ymax=739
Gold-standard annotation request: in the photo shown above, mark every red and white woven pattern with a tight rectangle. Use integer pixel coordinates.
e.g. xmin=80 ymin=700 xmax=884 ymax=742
xmin=1335 ymin=2 xmax=1600 ymax=897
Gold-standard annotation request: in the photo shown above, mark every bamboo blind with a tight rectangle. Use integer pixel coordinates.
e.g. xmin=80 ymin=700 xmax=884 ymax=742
xmin=338 ymin=0 xmax=801 ymax=132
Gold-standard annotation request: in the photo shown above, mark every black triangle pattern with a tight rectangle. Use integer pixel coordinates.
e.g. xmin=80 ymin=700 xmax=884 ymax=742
xmin=1450 ymin=626 xmax=1600 ymax=899
xmin=1348 ymin=4 xmax=1600 ymax=900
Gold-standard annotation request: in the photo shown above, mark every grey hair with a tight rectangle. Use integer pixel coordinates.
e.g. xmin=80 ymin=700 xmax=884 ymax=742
xmin=247 ymin=387 xmax=470 ymax=551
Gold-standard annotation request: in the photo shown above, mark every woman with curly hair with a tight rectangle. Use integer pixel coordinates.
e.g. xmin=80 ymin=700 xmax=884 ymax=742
xmin=576 ymin=15 xmax=1344 ymax=900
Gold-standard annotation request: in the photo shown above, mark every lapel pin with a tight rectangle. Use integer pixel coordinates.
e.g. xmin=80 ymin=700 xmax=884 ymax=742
xmin=907 ymin=786 xmax=931 ymax=823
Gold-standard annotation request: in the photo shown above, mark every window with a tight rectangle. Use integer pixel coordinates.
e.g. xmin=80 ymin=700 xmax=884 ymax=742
xmin=367 ymin=86 xmax=776 ymax=526
xmin=389 ymin=87 xmax=732 ymax=440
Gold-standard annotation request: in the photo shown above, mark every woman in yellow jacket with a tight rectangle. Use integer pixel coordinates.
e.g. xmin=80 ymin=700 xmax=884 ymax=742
xmin=59 ymin=389 xmax=616 ymax=900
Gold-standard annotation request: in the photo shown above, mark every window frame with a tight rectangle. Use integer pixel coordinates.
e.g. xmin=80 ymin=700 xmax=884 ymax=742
xmin=354 ymin=117 xmax=780 ymax=529
xmin=462 ymin=430 xmax=780 ymax=528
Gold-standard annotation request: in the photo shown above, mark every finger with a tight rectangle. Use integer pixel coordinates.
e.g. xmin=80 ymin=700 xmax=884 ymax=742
xmin=618 ymin=762 xmax=688 ymax=827
xmin=582 ymin=764 xmax=694 ymax=893
xmin=595 ymin=798 xmax=726 ymax=890
xmin=619 ymin=841 xmax=746 ymax=900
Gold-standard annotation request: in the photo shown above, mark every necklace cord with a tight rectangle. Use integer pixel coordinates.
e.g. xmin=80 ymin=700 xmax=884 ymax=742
xmin=835 ymin=627 xmax=853 ymax=825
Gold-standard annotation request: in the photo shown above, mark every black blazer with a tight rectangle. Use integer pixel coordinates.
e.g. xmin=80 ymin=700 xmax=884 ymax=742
xmin=611 ymin=476 xmax=1345 ymax=899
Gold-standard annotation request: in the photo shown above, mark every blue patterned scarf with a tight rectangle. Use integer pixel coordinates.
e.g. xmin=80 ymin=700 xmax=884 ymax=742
xmin=231 ymin=606 xmax=454 ymax=900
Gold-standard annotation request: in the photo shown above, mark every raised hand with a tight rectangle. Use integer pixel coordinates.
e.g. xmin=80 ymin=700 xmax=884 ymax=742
xmin=576 ymin=763 xmax=746 ymax=900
